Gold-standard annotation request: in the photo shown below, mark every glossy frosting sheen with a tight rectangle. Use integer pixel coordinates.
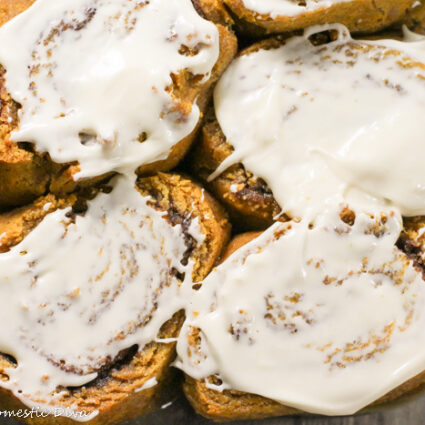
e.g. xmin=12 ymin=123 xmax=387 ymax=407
xmin=241 ymin=0 xmax=351 ymax=18
xmin=213 ymin=26 xmax=425 ymax=218
xmin=0 ymin=176 xmax=202 ymax=419
xmin=0 ymin=0 xmax=219 ymax=178
xmin=0 ymin=0 xmax=215 ymax=419
xmin=176 ymin=26 xmax=425 ymax=415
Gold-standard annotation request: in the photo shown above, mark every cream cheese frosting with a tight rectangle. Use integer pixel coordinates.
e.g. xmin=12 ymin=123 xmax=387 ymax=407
xmin=0 ymin=0 xmax=220 ymax=418
xmin=0 ymin=175 xmax=202 ymax=420
xmin=176 ymin=25 xmax=425 ymax=415
xmin=212 ymin=25 xmax=425 ymax=218
xmin=2 ymin=0 xmax=425 ymax=418
xmin=177 ymin=203 xmax=425 ymax=415
xmin=0 ymin=0 xmax=219 ymax=178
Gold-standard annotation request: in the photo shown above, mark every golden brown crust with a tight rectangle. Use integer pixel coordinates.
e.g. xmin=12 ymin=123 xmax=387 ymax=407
xmin=0 ymin=173 xmax=230 ymax=425
xmin=190 ymin=107 xmax=282 ymax=230
xmin=404 ymin=1 xmax=425 ymax=34
xmin=220 ymin=231 xmax=261 ymax=261
xmin=0 ymin=153 xmax=50 ymax=210
xmin=181 ymin=231 xmax=294 ymax=421
xmin=192 ymin=0 xmax=235 ymax=27
xmin=0 ymin=0 xmax=35 ymax=25
xmin=184 ymin=377 xmax=299 ymax=422
xmin=0 ymin=0 xmax=237 ymax=209
xmin=0 ymin=193 xmax=76 ymax=252
xmin=189 ymin=39 xmax=287 ymax=230
xmin=0 ymin=66 xmax=51 ymax=209
xmin=224 ymin=0 xmax=414 ymax=36
xmin=182 ymin=231 xmax=297 ymax=421
xmin=184 ymin=368 xmax=425 ymax=422
xmin=0 ymin=315 xmax=185 ymax=425
xmin=136 ymin=172 xmax=231 ymax=280
xmin=0 ymin=314 xmax=185 ymax=425
xmin=183 ymin=229 xmax=425 ymax=421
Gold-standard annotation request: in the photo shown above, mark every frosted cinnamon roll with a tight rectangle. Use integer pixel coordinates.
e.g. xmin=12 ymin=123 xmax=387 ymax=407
xmin=181 ymin=216 xmax=425 ymax=420
xmin=0 ymin=0 xmax=236 ymax=209
xmin=178 ymin=25 xmax=425 ymax=420
xmin=191 ymin=25 xmax=425 ymax=228
xmin=0 ymin=173 xmax=230 ymax=424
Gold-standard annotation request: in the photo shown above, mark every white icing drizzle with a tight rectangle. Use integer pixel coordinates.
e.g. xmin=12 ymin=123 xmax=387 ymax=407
xmin=240 ymin=0 xmax=351 ymax=19
xmin=0 ymin=175 xmax=202 ymax=418
xmin=161 ymin=401 xmax=173 ymax=409
xmin=42 ymin=202 xmax=52 ymax=212
xmin=155 ymin=337 xmax=178 ymax=343
xmin=176 ymin=26 xmax=425 ymax=415
xmin=0 ymin=0 xmax=219 ymax=179
xmin=135 ymin=377 xmax=158 ymax=392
